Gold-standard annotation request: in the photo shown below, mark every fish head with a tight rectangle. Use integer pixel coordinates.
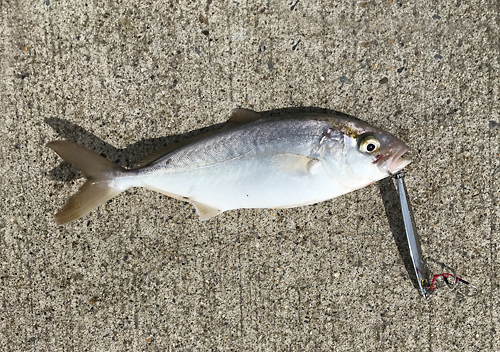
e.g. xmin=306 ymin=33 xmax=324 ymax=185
xmin=320 ymin=118 xmax=411 ymax=189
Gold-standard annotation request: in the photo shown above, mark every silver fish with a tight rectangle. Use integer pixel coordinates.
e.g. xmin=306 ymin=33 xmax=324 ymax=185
xmin=47 ymin=109 xmax=411 ymax=224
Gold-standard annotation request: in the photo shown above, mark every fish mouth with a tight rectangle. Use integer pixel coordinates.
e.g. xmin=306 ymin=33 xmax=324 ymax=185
xmin=387 ymin=147 xmax=412 ymax=174
xmin=375 ymin=145 xmax=412 ymax=174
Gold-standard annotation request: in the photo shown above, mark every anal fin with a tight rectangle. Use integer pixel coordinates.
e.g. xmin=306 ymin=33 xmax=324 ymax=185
xmin=191 ymin=200 xmax=222 ymax=220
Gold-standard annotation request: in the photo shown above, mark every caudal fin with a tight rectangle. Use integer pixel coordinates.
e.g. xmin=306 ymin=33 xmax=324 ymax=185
xmin=47 ymin=141 xmax=126 ymax=225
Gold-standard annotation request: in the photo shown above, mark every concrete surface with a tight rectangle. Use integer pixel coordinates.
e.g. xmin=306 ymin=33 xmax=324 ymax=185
xmin=1 ymin=0 xmax=499 ymax=350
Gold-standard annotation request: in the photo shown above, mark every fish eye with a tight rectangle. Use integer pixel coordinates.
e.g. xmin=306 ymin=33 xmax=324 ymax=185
xmin=359 ymin=136 xmax=381 ymax=154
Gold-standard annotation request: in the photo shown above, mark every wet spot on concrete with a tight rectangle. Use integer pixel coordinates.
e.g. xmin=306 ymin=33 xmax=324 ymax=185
xmin=267 ymin=58 xmax=274 ymax=70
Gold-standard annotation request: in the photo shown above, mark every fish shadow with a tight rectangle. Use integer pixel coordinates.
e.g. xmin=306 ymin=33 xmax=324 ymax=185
xmin=45 ymin=107 xmax=354 ymax=181
xmin=378 ymin=178 xmax=420 ymax=291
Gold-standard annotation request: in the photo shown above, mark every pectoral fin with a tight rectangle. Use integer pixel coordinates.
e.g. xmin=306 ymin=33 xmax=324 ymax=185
xmin=191 ymin=200 xmax=222 ymax=220
xmin=272 ymin=154 xmax=320 ymax=176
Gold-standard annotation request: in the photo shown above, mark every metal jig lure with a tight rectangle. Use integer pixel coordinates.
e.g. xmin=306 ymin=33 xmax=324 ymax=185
xmin=393 ymin=173 xmax=478 ymax=299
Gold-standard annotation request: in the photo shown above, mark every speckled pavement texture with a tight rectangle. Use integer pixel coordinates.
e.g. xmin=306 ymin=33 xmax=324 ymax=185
xmin=1 ymin=0 xmax=499 ymax=351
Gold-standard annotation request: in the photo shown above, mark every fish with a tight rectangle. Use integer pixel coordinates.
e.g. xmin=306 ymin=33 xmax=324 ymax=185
xmin=47 ymin=108 xmax=411 ymax=225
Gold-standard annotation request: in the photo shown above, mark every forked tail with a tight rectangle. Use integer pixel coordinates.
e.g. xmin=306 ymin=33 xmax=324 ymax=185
xmin=47 ymin=141 xmax=127 ymax=225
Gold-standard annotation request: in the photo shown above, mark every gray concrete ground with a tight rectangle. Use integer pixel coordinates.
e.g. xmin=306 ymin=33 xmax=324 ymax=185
xmin=1 ymin=0 xmax=499 ymax=350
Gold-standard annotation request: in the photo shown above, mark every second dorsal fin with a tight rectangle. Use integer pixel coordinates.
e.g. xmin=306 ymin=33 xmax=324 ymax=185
xmin=227 ymin=108 xmax=263 ymax=126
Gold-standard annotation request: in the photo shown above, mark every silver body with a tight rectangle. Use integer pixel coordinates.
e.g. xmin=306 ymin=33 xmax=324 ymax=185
xmin=48 ymin=110 xmax=411 ymax=224
xmin=113 ymin=113 xmax=409 ymax=219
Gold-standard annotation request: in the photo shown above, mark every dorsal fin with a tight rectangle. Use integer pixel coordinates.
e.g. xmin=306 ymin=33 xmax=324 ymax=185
xmin=132 ymin=109 xmax=263 ymax=169
xmin=226 ymin=108 xmax=263 ymax=126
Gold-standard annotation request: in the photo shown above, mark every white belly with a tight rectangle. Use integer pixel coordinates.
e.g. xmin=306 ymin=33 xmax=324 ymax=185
xmin=132 ymin=157 xmax=354 ymax=216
